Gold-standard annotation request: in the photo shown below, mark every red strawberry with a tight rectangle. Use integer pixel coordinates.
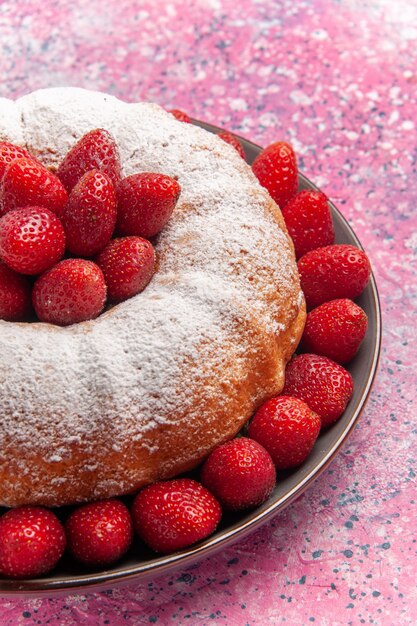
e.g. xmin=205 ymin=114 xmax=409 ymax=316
xmin=0 ymin=506 xmax=66 ymax=579
xmin=0 ymin=141 xmax=38 ymax=182
xmin=298 ymin=244 xmax=371 ymax=310
xmin=97 ymin=236 xmax=155 ymax=302
xmin=169 ymin=109 xmax=191 ymax=123
xmin=200 ymin=437 xmax=276 ymax=511
xmin=65 ymin=499 xmax=133 ymax=567
xmin=57 ymin=129 xmax=121 ymax=193
xmin=217 ymin=131 xmax=246 ymax=159
xmin=131 ymin=478 xmax=221 ymax=554
xmin=302 ymin=298 xmax=368 ymax=364
xmin=61 ymin=169 xmax=117 ymax=257
xmin=32 ymin=258 xmax=106 ymax=326
xmin=0 ymin=206 xmax=65 ymax=275
xmin=0 ymin=261 xmax=32 ymax=321
xmin=283 ymin=353 xmax=354 ymax=428
xmin=248 ymin=396 xmax=321 ymax=469
xmin=116 ymin=172 xmax=181 ymax=238
xmin=252 ymin=141 xmax=298 ymax=207
xmin=281 ymin=189 xmax=335 ymax=259
xmin=0 ymin=157 xmax=68 ymax=218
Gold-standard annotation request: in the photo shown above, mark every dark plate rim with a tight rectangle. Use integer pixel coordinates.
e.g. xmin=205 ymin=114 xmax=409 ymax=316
xmin=0 ymin=125 xmax=381 ymax=596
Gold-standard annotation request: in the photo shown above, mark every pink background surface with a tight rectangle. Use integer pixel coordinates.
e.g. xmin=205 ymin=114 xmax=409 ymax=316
xmin=0 ymin=0 xmax=416 ymax=623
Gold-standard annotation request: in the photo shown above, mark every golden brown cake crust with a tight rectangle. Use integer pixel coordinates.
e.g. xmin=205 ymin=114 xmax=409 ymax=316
xmin=0 ymin=88 xmax=305 ymax=507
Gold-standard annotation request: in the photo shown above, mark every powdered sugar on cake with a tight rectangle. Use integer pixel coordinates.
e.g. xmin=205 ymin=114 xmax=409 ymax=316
xmin=0 ymin=88 xmax=304 ymax=505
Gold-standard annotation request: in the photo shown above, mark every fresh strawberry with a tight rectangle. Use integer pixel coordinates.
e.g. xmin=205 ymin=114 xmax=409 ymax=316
xmin=0 ymin=506 xmax=66 ymax=579
xmin=0 ymin=261 xmax=32 ymax=321
xmin=281 ymin=189 xmax=335 ymax=259
xmin=32 ymin=258 xmax=106 ymax=326
xmin=57 ymin=129 xmax=121 ymax=193
xmin=116 ymin=172 xmax=181 ymax=238
xmin=252 ymin=141 xmax=298 ymax=207
xmin=0 ymin=141 xmax=38 ymax=182
xmin=131 ymin=478 xmax=221 ymax=554
xmin=0 ymin=206 xmax=65 ymax=275
xmin=0 ymin=157 xmax=68 ymax=218
xmin=302 ymin=298 xmax=368 ymax=364
xmin=248 ymin=396 xmax=321 ymax=469
xmin=61 ymin=169 xmax=117 ymax=257
xmin=298 ymin=244 xmax=371 ymax=310
xmin=217 ymin=131 xmax=246 ymax=159
xmin=97 ymin=236 xmax=155 ymax=302
xmin=65 ymin=499 xmax=133 ymax=567
xmin=169 ymin=109 xmax=191 ymax=123
xmin=201 ymin=437 xmax=276 ymax=511
xmin=283 ymin=353 xmax=354 ymax=428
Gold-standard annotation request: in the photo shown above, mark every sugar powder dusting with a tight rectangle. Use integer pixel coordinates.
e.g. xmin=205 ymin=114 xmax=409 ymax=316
xmin=0 ymin=88 xmax=303 ymax=503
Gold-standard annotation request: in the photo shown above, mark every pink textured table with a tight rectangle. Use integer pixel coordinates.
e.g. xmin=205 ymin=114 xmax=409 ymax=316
xmin=0 ymin=0 xmax=416 ymax=623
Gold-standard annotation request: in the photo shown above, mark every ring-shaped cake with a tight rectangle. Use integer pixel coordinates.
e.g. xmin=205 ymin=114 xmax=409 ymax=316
xmin=0 ymin=88 xmax=305 ymax=507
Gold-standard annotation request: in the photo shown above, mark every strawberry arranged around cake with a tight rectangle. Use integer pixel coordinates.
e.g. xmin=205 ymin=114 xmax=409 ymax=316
xmin=0 ymin=89 xmax=371 ymax=578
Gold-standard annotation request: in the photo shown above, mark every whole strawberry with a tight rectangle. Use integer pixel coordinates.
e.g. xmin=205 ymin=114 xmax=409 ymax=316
xmin=248 ymin=396 xmax=321 ymax=469
xmin=200 ymin=437 xmax=276 ymax=511
xmin=281 ymin=189 xmax=335 ymax=259
xmin=0 ymin=141 xmax=37 ymax=182
xmin=252 ymin=141 xmax=298 ymax=207
xmin=0 ymin=157 xmax=68 ymax=218
xmin=61 ymin=169 xmax=117 ymax=257
xmin=97 ymin=236 xmax=155 ymax=302
xmin=0 ymin=506 xmax=66 ymax=579
xmin=0 ymin=261 xmax=32 ymax=321
xmin=298 ymin=244 xmax=371 ymax=310
xmin=0 ymin=206 xmax=65 ymax=275
xmin=217 ymin=131 xmax=246 ymax=159
xmin=283 ymin=353 xmax=354 ymax=428
xmin=32 ymin=258 xmax=106 ymax=326
xmin=302 ymin=298 xmax=368 ymax=364
xmin=132 ymin=478 xmax=221 ymax=554
xmin=169 ymin=109 xmax=191 ymax=123
xmin=65 ymin=499 xmax=133 ymax=567
xmin=57 ymin=128 xmax=121 ymax=193
xmin=116 ymin=172 xmax=181 ymax=239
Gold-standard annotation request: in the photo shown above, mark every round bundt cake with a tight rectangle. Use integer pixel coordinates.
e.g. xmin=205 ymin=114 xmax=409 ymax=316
xmin=0 ymin=88 xmax=305 ymax=507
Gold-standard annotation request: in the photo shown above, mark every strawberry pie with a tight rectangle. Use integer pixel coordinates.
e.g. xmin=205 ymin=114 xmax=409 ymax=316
xmin=0 ymin=88 xmax=374 ymax=578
